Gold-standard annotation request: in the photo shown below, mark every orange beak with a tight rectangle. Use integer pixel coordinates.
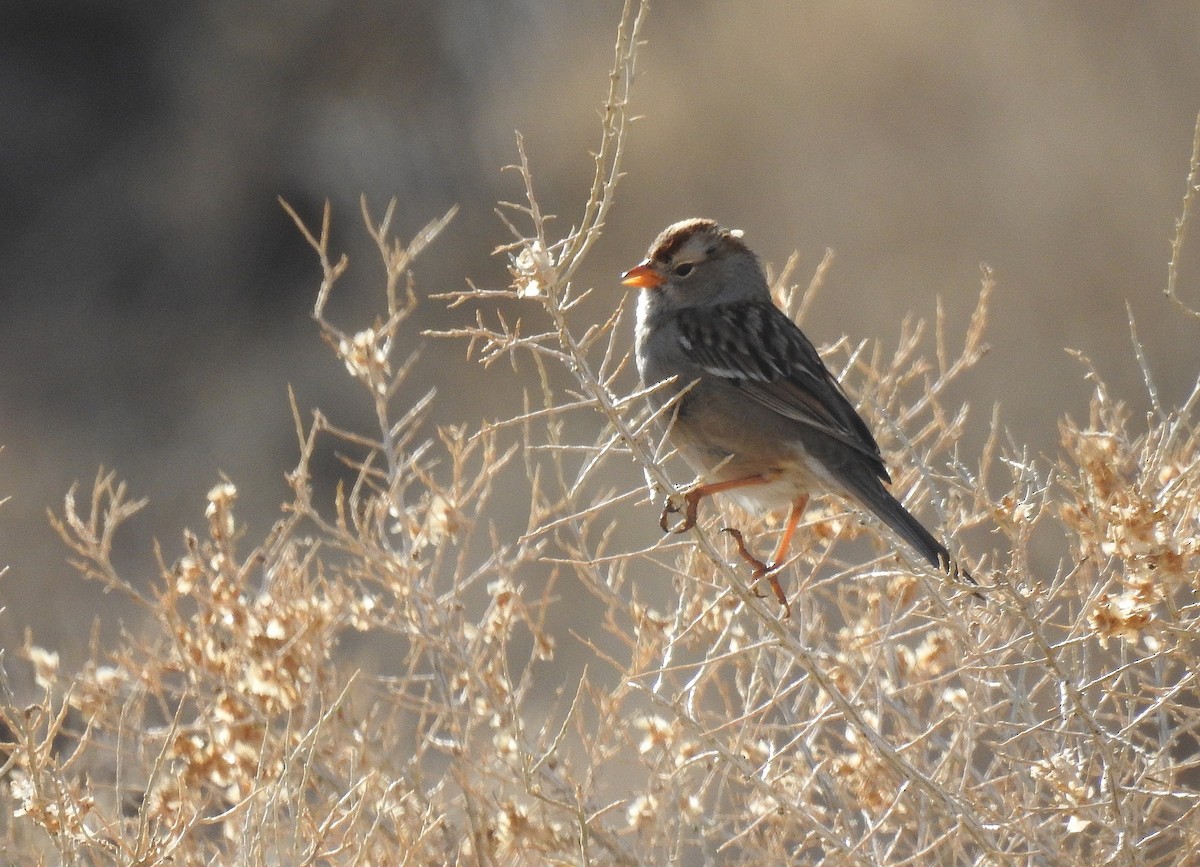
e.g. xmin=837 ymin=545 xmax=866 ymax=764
xmin=621 ymin=261 xmax=665 ymax=289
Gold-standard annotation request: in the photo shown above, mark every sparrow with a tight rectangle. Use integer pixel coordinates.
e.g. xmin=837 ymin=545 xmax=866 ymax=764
xmin=622 ymin=218 xmax=974 ymax=616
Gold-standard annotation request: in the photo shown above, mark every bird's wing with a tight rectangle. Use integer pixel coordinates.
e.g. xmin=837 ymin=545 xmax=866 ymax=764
xmin=674 ymin=300 xmax=890 ymax=480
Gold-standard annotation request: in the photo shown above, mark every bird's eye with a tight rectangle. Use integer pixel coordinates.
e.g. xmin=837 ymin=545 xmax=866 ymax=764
xmin=673 ymin=263 xmax=694 ymax=278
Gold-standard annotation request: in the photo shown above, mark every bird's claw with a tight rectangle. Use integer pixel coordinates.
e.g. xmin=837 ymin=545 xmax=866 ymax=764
xmin=659 ymin=491 xmax=701 ymax=534
xmin=659 ymin=497 xmax=686 ymax=533
xmin=720 ymin=527 xmax=769 ymax=574
xmin=721 ymin=527 xmax=792 ymax=619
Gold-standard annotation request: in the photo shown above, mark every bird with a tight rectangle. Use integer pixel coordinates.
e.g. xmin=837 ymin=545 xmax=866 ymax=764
xmin=621 ymin=218 xmax=974 ymax=616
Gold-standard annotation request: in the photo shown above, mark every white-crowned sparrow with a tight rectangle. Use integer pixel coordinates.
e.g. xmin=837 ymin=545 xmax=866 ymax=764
xmin=622 ymin=218 xmax=974 ymax=615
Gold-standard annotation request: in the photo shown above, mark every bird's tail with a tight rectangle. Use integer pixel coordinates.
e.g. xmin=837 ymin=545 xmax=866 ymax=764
xmin=843 ymin=475 xmax=976 ymax=587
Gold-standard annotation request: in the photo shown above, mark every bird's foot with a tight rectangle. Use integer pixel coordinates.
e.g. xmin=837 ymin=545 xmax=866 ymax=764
xmin=721 ymin=527 xmax=792 ymax=619
xmin=659 ymin=489 xmax=702 ymax=534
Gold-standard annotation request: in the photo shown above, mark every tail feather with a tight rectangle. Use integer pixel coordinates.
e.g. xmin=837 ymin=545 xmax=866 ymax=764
xmin=842 ymin=475 xmax=977 ymax=588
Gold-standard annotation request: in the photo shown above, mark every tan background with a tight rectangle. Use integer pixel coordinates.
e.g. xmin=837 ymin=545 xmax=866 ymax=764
xmin=2 ymin=2 xmax=1198 ymax=666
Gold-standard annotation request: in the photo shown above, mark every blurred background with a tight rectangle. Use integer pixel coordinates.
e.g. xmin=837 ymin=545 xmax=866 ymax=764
xmin=2 ymin=1 xmax=1198 ymax=665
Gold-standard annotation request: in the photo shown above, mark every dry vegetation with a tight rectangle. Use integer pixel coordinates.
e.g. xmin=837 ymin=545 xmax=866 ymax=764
xmin=3 ymin=3 xmax=1200 ymax=864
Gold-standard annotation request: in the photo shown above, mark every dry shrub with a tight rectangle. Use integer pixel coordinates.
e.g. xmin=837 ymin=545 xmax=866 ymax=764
xmin=3 ymin=3 xmax=1200 ymax=864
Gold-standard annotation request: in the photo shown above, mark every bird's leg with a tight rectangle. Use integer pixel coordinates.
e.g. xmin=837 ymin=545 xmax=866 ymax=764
xmin=760 ymin=496 xmax=807 ymax=617
xmin=767 ymin=495 xmax=807 ymax=572
xmin=721 ymin=495 xmax=808 ymax=619
xmin=659 ymin=473 xmax=778 ymax=533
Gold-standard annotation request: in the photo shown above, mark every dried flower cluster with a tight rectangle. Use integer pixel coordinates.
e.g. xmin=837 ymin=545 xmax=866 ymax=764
xmin=2 ymin=5 xmax=1200 ymax=863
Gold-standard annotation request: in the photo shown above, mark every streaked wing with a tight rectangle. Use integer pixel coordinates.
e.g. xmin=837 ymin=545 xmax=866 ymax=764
xmin=675 ymin=300 xmax=889 ymax=479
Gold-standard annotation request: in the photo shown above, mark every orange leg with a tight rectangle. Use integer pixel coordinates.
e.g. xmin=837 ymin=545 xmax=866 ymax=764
xmin=659 ymin=473 xmax=779 ymax=533
xmin=722 ymin=495 xmax=809 ymax=619
xmin=769 ymin=495 xmax=807 ymax=572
